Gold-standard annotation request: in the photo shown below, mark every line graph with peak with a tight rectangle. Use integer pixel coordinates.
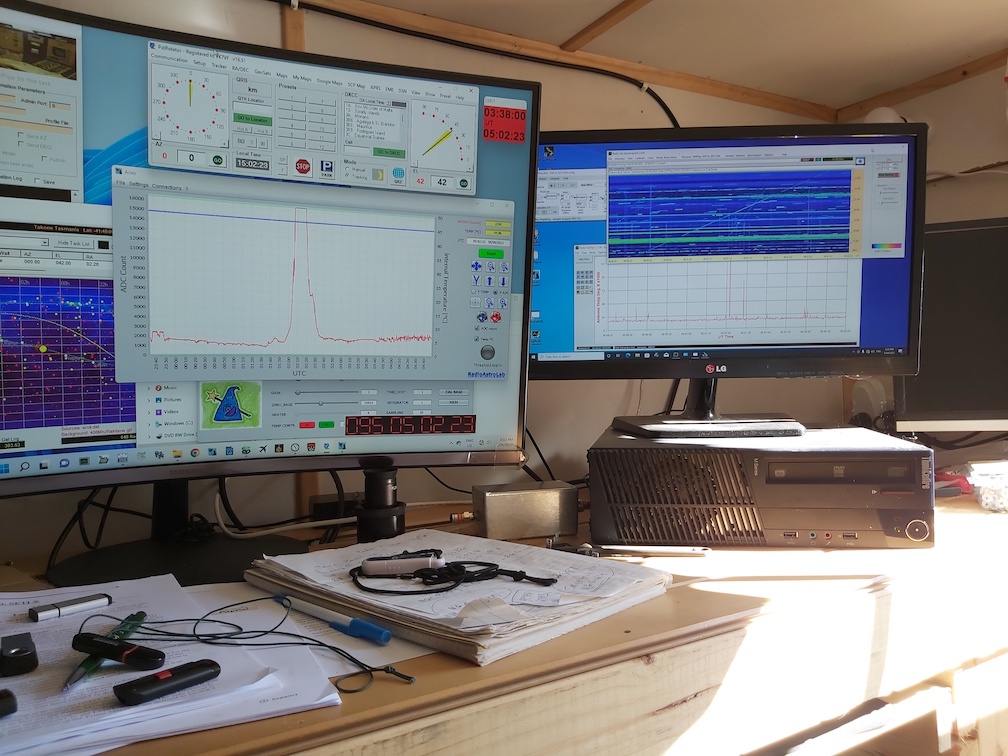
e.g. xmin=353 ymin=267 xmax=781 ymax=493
xmin=588 ymin=168 xmax=863 ymax=348
xmin=144 ymin=194 xmax=436 ymax=359
xmin=593 ymin=256 xmax=861 ymax=347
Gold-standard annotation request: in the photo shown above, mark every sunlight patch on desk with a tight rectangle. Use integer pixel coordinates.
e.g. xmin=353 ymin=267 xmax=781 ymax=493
xmin=664 ymin=579 xmax=890 ymax=755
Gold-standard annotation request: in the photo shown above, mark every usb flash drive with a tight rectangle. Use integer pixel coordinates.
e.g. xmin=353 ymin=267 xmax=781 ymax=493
xmin=113 ymin=659 xmax=221 ymax=706
xmin=361 ymin=555 xmax=446 ymax=575
xmin=28 ymin=593 xmax=111 ymax=622
xmin=71 ymin=633 xmax=165 ymax=670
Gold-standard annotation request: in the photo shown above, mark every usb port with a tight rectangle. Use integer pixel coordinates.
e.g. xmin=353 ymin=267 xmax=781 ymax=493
xmin=782 ymin=530 xmax=798 ymax=539
xmin=842 ymin=532 xmax=857 ymax=540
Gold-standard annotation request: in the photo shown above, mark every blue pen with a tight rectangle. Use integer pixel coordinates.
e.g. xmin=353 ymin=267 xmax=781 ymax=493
xmin=274 ymin=595 xmax=391 ymax=645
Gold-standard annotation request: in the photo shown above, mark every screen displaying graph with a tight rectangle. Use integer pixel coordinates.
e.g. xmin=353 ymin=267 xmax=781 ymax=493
xmin=113 ymin=166 xmax=518 ymax=382
xmin=607 ymin=170 xmax=859 ymax=259
xmin=578 ymin=164 xmax=865 ymax=348
xmin=586 ymin=254 xmax=861 ymax=348
xmin=145 ymin=194 xmax=436 ymax=357
xmin=1 ymin=1 xmax=538 ymax=495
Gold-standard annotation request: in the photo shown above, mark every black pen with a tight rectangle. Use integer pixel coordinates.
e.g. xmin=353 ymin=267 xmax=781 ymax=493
xmin=62 ymin=611 xmax=147 ymax=691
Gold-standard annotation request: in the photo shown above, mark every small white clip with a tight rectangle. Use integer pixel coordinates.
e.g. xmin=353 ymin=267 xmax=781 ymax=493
xmin=290 ymin=0 xmax=299 ymax=9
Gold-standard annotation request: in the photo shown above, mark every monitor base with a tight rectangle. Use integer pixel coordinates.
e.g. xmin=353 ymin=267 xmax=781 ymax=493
xmin=612 ymin=414 xmax=806 ymax=439
xmin=46 ymin=532 xmax=308 ymax=587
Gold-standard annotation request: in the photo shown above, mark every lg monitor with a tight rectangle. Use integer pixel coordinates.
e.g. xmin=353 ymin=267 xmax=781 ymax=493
xmin=0 ymin=0 xmax=540 ymax=583
xmin=895 ymin=217 xmax=1008 ymax=433
xmin=530 ymin=124 xmax=927 ymax=433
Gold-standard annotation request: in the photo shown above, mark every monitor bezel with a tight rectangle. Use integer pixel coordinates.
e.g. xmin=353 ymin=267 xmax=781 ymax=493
xmin=894 ymin=216 xmax=1008 ymax=433
xmin=0 ymin=0 xmax=540 ymax=499
xmin=529 ymin=123 xmax=928 ymax=381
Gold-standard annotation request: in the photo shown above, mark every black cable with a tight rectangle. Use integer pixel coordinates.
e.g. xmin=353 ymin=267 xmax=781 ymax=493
xmin=915 ymin=431 xmax=1008 ymax=451
xmin=661 ymin=378 xmax=683 ymax=415
xmin=74 ymin=488 xmax=105 ymax=550
xmin=47 ymin=488 xmax=100 ymax=573
xmin=349 ymin=559 xmax=557 ymax=596
xmin=47 ymin=487 xmax=148 ymax=573
xmin=290 ymin=1 xmax=681 ymax=128
xmin=525 ymin=429 xmax=556 ymax=481
xmin=327 ymin=469 xmax=346 ymax=504
xmin=79 ymin=599 xmax=415 ymax=693
xmin=423 ymin=467 xmax=470 ymax=495
xmin=317 ymin=470 xmax=350 ymax=544
xmin=78 ymin=488 xmax=142 ymax=550
xmin=522 ymin=464 xmax=544 ymax=482
xmin=855 ymin=412 xmax=1008 ymax=452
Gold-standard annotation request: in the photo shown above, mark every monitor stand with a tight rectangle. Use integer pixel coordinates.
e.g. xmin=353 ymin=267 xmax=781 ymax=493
xmin=46 ymin=480 xmax=308 ymax=587
xmin=612 ymin=378 xmax=806 ymax=439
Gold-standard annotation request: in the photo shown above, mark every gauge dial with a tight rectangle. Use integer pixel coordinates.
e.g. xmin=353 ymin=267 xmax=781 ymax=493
xmin=409 ymin=101 xmax=476 ymax=173
xmin=151 ymin=64 xmax=229 ymax=148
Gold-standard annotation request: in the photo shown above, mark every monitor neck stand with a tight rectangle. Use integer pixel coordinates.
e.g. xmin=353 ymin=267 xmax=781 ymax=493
xmin=46 ymin=480 xmax=307 ymax=587
xmin=611 ymin=378 xmax=806 ymax=439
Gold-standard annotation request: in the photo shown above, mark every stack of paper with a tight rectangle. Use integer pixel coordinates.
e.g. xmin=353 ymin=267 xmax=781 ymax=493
xmin=0 ymin=574 xmax=340 ymax=756
xmin=244 ymin=529 xmax=671 ymax=665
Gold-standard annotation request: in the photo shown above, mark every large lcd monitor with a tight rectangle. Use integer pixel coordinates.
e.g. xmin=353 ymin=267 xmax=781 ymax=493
xmin=895 ymin=217 xmax=1008 ymax=433
xmin=0 ymin=1 xmax=539 ymax=581
xmin=530 ymin=125 xmax=927 ymax=428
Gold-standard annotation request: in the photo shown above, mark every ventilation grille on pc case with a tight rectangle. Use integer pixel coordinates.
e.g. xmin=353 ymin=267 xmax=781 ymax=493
xmin=591 ymin=447 xmax=767 ymax=546
xmin=609 ymin=503 xmax=766 ymax=546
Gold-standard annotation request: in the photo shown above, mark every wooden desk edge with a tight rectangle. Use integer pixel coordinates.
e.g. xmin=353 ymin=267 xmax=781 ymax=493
xmin=127 ymin=586 xmax=769 ymax=755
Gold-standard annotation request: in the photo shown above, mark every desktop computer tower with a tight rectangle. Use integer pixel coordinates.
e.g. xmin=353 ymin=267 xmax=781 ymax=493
xmin=588 ymin=426 xmax=934 ymax=549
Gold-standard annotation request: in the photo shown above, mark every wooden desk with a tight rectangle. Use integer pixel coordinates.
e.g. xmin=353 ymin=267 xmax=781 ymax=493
xmin=41 ymin=498 xmax=1008 ymax=754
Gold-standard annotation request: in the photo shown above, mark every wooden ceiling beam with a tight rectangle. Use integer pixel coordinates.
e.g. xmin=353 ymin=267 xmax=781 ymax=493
xmin=301 ymin=0 xmax=837 ymax=122
xmin=838 ymin=48 xmax=1008 ymax=123
xmin=280 ymin=3 xmax=306 ymax=51
xmin=560 ymin=0 xmax=656 ymax=52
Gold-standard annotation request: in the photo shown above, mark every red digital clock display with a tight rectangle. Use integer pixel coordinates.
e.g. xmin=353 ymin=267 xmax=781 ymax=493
xmin=482 ymin=104 xmax=528 ymax=144
xmin=345 ymin=414 xmax=477 ymax=436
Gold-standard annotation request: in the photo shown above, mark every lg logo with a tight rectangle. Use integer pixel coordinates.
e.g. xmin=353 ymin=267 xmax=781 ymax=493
xmin=706 ymin=364 xmax=727 ymax=374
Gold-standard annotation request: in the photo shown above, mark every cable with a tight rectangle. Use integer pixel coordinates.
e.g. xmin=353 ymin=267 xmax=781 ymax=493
xmin=76 ymin=487 xmax=112 ymax=550
xmin=217 ymin=476 xmax=318 ymax=530
xmin=289 ymin=1 xmax=681 ymax=128
xmin=914 ymin=431 xmax=1008 ymax=451
xmin=327 ymin=469 xmax=346 ymax=504
xmin=213 ymin=494 xmax=355 ymax=540
xmin=317 ymin=470 xmax=350 ymax=544
xmin=423 ymin=468 xmax=470 ymax=495
xmin=927 ymin=162 xmax=1008 ymax=182
xmin=522 ymin=464 xmax=544 ymax=482
xmin=661 ymin=378 xmax=683 ymax=415
xmin=929 ymin=169 xmax=1008 ymax=178
xmin=524 ymin=429 xmax=556 ymax=481
xmin=78 ymin=599 xmax=415 ymax=693
xmin=217 ymin=477 xmax=247 ymax=531
xmin=46 ymin=487 xmax=149 ymax=574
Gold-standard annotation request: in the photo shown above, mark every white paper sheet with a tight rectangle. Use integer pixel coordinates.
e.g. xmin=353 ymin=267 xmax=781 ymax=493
xmin=0 ymin=573 xmax=341 ymax=756
xmin=185 ymin=581 xmax=431 ymax=678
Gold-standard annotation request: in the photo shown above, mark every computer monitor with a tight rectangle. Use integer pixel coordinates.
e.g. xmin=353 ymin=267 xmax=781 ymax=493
xmin=895 ymin=217 xmax=1008 ymax=433
xmin=530 ymin=124 xmax=927 ymax=433
xmin=0 ymin=0 xmax=539 ymax=583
